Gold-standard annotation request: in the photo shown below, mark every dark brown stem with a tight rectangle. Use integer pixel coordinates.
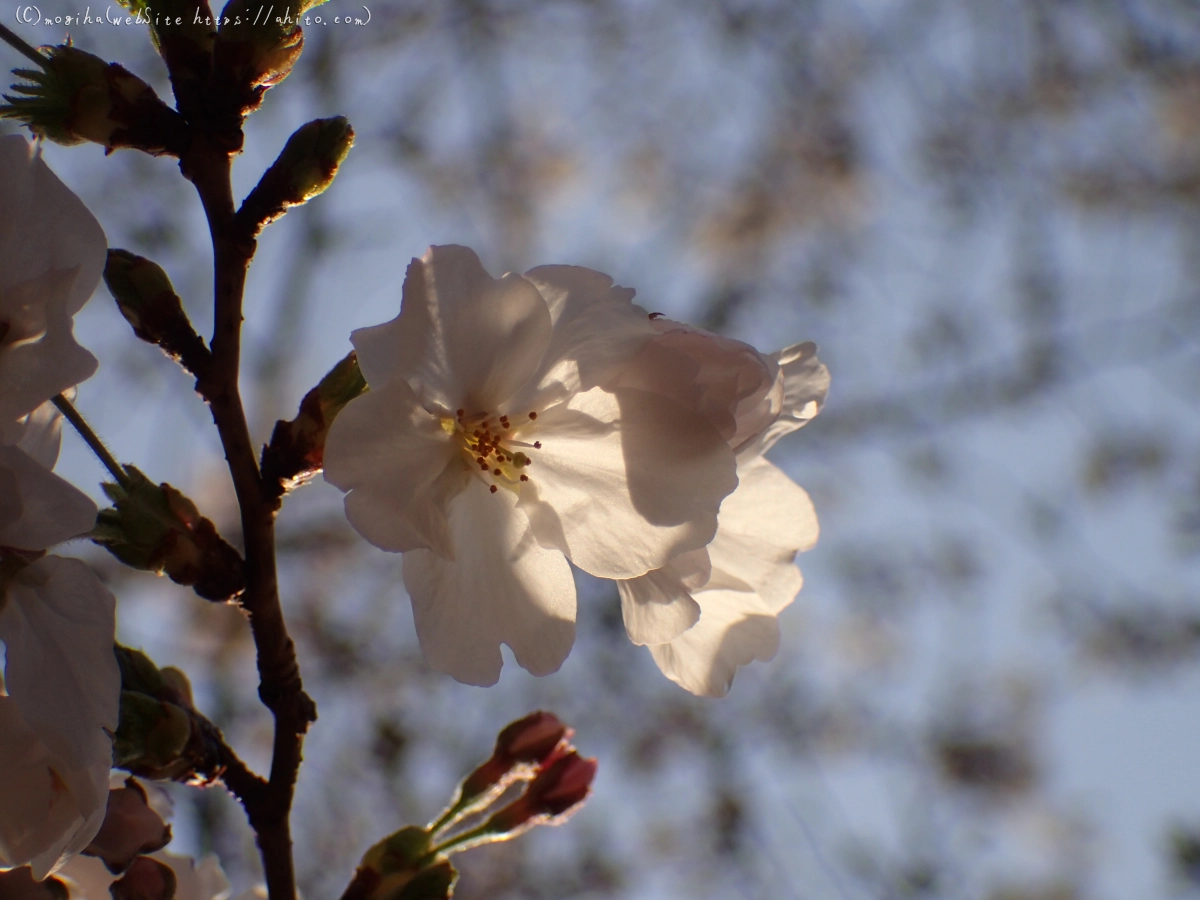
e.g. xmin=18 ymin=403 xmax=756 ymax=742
xmin=181 ymin=134 xmax=316 ymax=900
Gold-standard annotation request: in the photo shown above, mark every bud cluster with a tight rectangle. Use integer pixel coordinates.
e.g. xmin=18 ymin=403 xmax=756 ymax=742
xmin=342 ymin=712 xmax=597 ymax=900
xmin=113 ymin=646 xmax=204 ymax=781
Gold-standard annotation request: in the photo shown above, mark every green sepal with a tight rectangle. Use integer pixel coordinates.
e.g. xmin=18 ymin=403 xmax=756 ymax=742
xmin=93 ymin=466 xmax=245 ymax=602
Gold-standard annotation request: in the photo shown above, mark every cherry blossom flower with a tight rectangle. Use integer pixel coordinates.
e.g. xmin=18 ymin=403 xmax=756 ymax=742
xmin=616 ymin=329 xmax=830 ymax=696
xmin=0 ymin=135 xmax=105 ymax=426
xmin=325 ymin=245 xmax=739 ymax=685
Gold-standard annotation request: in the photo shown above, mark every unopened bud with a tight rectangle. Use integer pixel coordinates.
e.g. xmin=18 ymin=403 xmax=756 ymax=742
xmin=93 ymin=466 xmax=245 ymax=602
xmin=460 ymin=711 xmax=569 ymax=801
xmin=238 ymin=117 xmax=355 ymax=234
xmin=0 ymin=46 xmax=188 ymax=156
xmin=115 ymin=645 xmax=193 ymax=707
xmin=210 ymin=0 xmax=328 ymax=119
xmin=104 ymin=250 xmax=209 ymax=373
xmin=261 ymin=350 xmax=367 ymax=503
xmin=84 ymin=780 xmax=172 ymax=874
xmin=110 ymin=855 xmax=176 ymax=900
xmin=481 ymin=750 xmax=597 ymax=837
xmin=113 ymin=690 xmax=195 ymax=780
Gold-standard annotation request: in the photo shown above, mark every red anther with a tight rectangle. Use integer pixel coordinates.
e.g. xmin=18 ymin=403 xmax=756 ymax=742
xmin=457 ymin=409 xmax=465 ymax=417
xmin=494 ymin=468 xmax=502 ymax=476
xmin=528 ymin=411 xmax=537 ymax=419
xmin=477 ymin=457 xmax=486 ymax=465
xmin=474 ymin=430 xmax=482 ymax=438
xmin=533 ymin=442 xmax=542 ymax=449
xmin=520 ymin=474 xmax=529 ymax=481
xmin=490 ymin=485 xmax=498 ymax=493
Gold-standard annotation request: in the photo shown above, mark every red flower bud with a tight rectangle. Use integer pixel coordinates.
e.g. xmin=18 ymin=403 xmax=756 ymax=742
xmin=458 ymin=711 xmax=569 ymax=801
xmin=483 ymin=750 xmax=597 ymax=836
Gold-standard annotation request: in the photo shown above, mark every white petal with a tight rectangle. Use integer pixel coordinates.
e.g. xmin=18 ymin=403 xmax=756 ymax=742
xmin=706 ymin=457 xmax=817 ymax=612
xmin=648 ymin=589 xmax=781 ymax=698
xmin=514 ymin=264 xmax=656 ymax=411
xmin=0 ymin=699 xmax=109 ymax=879
xmin=0 ymin=557 xmax=119 ymax=771
xmin=0 ymin=137 xmax=106 ymax=319
xmin=14 ymin=401 xmax=64 ymax=470
xmin=0 ymin=267 xmax=99 ymax=424
xmin=352 ymin=246 xmax=553 ymax=412
xmin=56 ymin=854 xmax=115 ymax=898
xmin=324 ymin=379 xmax=464 ymax=558
xmin=611 ymin=320 xmax=780 ymax=452
xmin=518 ymin=387 xmax=737 ymax=579
xmin=747 ymin=341 xmax=830 ymax=456
xmin=617 ymin=567 xmax=700 ymax=646
xmin=0 ymin=445 xmax=97 ymax=551
xmin=402 ymin=477 xmax=576 ymax=686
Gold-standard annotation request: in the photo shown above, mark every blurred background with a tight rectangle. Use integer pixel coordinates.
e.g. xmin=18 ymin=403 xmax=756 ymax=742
xmin=6 ymin=0 xmax=1200 ymax=897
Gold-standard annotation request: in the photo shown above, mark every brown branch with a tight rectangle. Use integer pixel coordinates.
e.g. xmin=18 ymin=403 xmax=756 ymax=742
xmin=180 ymin=133 xmax=316 ymax=900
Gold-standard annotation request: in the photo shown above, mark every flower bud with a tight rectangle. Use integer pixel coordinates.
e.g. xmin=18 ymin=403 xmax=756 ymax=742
xmin=349 ymin=827 xmax=458 ymax=900
xmin=0 ymin=46 xmax=188 ymax=156
xmin=104 ymin=250 xmax=209 ymax=373
xmin=481 ymin=750 xmax=597 ymax=837
xmin=93 ymin=467 xmax=245 ymax=602
xmin=237 ymin=117 xmax=355 ymax=234
xmin=84 ymin=780 xmax=172 ymax=874
xmin=260 ymin=350 xmax=367 ymax=503
xmin=210 ymin=0 xmax=327 ymax=119
xmin=109 ymin=855 xmax=177 ymax=900
xmin=459 ymin=711 xmax=569 ymax=802
xmin=113 ymin=690 xmax=195 ymax=781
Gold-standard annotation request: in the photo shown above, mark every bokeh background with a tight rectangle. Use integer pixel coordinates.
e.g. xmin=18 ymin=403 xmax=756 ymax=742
xmin=7 ymin=1 xmax=1200 ymax=897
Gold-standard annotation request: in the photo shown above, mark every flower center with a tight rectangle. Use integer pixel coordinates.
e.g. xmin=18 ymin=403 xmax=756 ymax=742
xmin=441 ymin=409 xmax=543 ymax=494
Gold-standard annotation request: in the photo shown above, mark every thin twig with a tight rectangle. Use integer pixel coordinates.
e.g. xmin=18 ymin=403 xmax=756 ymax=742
xmin=52 ymin=394 xmax=132 ymax=489
xmin=0 ymin=22 xmax=46 ymax=67
xmin=182 ymin=133 xmax=315 ymax=900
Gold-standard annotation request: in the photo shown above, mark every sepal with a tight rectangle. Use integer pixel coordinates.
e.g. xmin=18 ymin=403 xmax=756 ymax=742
xmin=92 ymin=466 xmax=245 ymax=602
xmin=0 ymin=45 xmax=189 ymax=155
xmin=261 ymin=351 xmax=367 ymax=504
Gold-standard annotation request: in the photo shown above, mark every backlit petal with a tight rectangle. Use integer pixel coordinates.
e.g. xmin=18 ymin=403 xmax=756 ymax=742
xmin=403 ymin=477 xmax=576 ymax=686
xmin=518 ymin=386 xmax=737 ymax=579
xmin=515 ymin=264 xmax=656 ymax=412
xmin=0 ymin=557 xmax=119 ymax=770
xmin=324 ymin=378 xmax=464 ymax=558
xmin=707 ymin=457 xmax=817 ymax=612
xmin=353 ymin=246 xmax=553 ymax=411
xmin=0 ymin=136 xmax=106 ymax=318
xmin=0 ymin=446 xmax=96 ymax=551
xmin=648 ymin=589 xmax=781 ymax=698
xmin=746 ymin=341 xmax=830 ymax=456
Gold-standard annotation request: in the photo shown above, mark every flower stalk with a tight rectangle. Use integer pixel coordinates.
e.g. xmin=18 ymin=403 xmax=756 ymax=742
xmin=52 ymin=393 xmax=132 ymax=490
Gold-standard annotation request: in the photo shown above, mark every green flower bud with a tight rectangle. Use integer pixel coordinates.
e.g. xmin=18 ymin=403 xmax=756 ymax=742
xmin=238 ymin=117 xmax=355 ymax=234
xmin=104 ymin=250 xmax=209 ymax=373
xmin=0 ymin=45 xmax=188 ymax=156
xmin=113 ymin=690 xmax=195 ymax=780
xmin=93 ymin=467 xmax=245 ymax=602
